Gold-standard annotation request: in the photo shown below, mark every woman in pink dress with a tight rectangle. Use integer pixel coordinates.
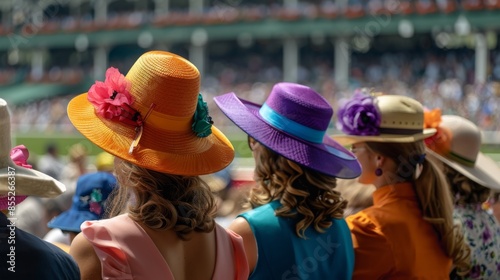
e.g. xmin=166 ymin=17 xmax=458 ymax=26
xmin=67 ymin=51 xmax=248 ymax=280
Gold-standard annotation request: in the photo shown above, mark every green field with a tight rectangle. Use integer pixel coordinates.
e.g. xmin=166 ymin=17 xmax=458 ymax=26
xmin=13 ymin=133 xmax=254 ymax=159
xmin=13 ymin=133 xmax=500 ymax=164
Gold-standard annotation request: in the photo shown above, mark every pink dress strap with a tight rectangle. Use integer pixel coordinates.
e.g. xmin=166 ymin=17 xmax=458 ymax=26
xmin=81 ymin=214 xmax=174 ymax=279
xmin=81 ymin=214 xmax=249 ymax=280
xmin=213 ymin=225 xmax=249 ymax=280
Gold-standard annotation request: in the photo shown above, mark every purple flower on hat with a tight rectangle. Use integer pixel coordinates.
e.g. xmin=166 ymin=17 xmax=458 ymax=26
xmin=337 ymin=90 xmax=381 ymax=136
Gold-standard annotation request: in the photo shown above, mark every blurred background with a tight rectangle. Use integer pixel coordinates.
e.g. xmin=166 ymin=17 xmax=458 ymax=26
xmin=1 ymin=0 xmax=500 ymax=165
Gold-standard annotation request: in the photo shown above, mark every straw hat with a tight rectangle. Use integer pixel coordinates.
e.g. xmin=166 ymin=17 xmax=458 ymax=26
xmin=332 ymin=93 xmax=436 ymax=145
xmin=425 ymin=114 xmax=500 ymax=190
xmin=67 ymin=51 xmax=234 ymax=176
xmin=214 ymin=82 xmax=361 ymax=179
xmin=0 ymin=98 xmax=65 ymax=199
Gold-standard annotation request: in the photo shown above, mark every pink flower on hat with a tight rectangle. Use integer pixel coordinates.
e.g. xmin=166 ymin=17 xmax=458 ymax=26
xmin=87 ymin=67 xmax=136 ymax=125
xmin=89 ymin=201 xmax=102 ymax=216
xmin=81 ymin=188 xmax=105 ymax=216
xmin=0 ymin=145 xmax=31 ymax=209
xmin=10 ymin=145 xmax=32 ymax=169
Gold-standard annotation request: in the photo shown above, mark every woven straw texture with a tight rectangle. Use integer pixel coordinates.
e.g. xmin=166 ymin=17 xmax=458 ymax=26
xmin=68 ymin=51 xmax=234 ymax=176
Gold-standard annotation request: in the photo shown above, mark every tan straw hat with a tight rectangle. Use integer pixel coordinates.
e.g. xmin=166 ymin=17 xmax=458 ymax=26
xmin=0 ymin=98 xmax=66 ymax=197
xmin=332 ymin=92 xmax=436 ymax=145
xmin=67 ymin=51 xmax=234 ymax=176
xmin=424 ymin=113 xmax=500 ymax=190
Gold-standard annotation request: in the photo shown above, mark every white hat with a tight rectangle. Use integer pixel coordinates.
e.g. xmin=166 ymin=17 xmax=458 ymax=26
xmin=0 ymin=98 xmax=66 ymax=197
xmin=332 ymin=94 xmax=436 ymax=145
xmin=425 ymin=115 xmax=500 ymax=190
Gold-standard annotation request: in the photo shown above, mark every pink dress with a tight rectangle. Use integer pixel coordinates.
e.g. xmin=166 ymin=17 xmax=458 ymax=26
xmin=81 ymin=214 xmax=249 ymax=280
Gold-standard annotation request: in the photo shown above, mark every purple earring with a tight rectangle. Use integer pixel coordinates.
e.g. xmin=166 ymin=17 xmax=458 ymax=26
xmin=375 ymin=168 xmax=383 ymax=176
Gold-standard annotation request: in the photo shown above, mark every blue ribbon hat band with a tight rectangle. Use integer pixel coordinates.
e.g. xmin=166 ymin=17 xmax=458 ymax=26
xmin=259 ymin=103 xmax=325 ymax=144
xmin=259 ymin=103 xmax=355 ymax=160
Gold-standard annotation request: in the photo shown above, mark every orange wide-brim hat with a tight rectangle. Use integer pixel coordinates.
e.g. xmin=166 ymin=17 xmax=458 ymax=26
xmin=67 ymin=51 xmax=234 ymax=176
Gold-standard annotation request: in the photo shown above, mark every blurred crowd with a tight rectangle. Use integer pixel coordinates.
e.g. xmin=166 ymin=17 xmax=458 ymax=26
xmin=2 ymin=1 xmax=500 ymax=278
xmin=1 ymin=0 xmax=499 ymax=36
xmin=8 ymin=47 xmax=500 ymax=132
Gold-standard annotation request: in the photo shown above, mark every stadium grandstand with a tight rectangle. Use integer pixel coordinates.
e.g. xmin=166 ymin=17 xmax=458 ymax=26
xmin=0 ymin=0 xmax=499 ymax=158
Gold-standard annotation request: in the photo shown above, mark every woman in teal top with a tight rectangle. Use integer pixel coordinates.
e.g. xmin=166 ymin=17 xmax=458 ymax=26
xmin=214 ymin=82 xmax=362 ymax=279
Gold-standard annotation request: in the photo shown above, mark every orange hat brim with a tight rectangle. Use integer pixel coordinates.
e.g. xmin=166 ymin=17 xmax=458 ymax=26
xmin=68 ymin=93 xmax=234 ymax=176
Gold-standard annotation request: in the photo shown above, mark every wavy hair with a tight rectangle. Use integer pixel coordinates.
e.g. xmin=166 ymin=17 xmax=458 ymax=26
xmin=366 ymin=141 xmax=471 ymax=276
xmin=249 ymin=144 xmax=346 ymax=238
xmin=107 ymin=160 xmax=217 ymax=239
xmin=441 ymin=164 xmax=490 ymax=205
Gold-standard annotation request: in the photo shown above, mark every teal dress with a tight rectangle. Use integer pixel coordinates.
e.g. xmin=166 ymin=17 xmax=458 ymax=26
xmin=239 ymin=200 xmax=354 ymax=280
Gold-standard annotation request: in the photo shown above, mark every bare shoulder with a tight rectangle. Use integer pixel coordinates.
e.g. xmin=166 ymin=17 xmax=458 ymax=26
xmin=228 ymin=217 xmax=252 ymax=237
xmin=70 ymin=233 xmax=102 ymax=280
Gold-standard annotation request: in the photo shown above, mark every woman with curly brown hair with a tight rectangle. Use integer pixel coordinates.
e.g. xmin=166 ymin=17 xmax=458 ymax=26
xmin=214 ymin=82 xmax=362 ymax=279
xmin=425 ymin=114 xmax=500 ymax=279
xmin=333 ymin=92 xmax=471 ymax=279
xmin=67 ymin=51 xmax=248 ymax=279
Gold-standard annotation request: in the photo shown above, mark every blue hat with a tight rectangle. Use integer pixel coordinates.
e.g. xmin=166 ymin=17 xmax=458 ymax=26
xmin=48 ymin=172 xmax=117 ymax=232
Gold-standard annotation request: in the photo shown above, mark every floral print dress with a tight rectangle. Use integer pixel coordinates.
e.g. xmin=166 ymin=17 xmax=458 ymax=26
xmin=454 ymin=204 xmax=500 ymax=279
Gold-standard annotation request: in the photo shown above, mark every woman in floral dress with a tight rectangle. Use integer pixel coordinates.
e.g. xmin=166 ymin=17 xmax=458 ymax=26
xmin=425 ymin=113 xmax=500 ymax=279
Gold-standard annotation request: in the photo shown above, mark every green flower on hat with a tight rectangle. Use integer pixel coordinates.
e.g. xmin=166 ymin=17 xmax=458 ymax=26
xmin=90 ymin=189 xmax=103 ymax=202
xmin=89 ymin=189 xmax=103 ymax=216
xmin=80 ymin=189 xmax=104 ymax=216
xmin=192 ymin=93 xmax=213 ymax=138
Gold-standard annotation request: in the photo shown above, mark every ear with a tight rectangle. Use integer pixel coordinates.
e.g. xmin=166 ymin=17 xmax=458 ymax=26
xmin=374 ymin=154 xmax=386 ymax=168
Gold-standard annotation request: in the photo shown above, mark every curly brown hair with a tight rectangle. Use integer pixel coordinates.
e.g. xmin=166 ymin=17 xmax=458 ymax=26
xmin=107 ymin=159 xmax=217 ymax=239
xmin=249 ymin=144 xmax=346 ymax=238
xmin=441 ymin=164 xmax=491 ymax=205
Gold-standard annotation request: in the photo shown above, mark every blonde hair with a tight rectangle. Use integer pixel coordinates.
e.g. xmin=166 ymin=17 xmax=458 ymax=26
xmin=249 ymin=145 xmax=346 ymax=238
xmin=107 ymin=160 xmax=216 ymax=239
xmin=366 ymin=141 xmax=471 ymax=276
xmin=441 ymin=164 xmax=490 ymax=205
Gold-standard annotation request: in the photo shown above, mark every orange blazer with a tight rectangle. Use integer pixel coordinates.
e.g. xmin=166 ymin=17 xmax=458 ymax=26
xmin=347 ymin=182 xmax=452 ymax=279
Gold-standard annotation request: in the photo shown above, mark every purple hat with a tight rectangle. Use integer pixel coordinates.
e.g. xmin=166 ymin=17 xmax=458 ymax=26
xmin=214 ymin=82 xmax=361 ymax=179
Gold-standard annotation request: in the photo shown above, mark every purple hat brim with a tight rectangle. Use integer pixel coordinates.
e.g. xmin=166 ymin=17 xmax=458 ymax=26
xmin=214 ymin=93 xmax=362 ymax=179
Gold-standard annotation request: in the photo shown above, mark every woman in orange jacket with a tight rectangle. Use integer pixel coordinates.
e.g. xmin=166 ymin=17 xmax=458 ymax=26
xmin=332 ymin=91 xmax=471 ymax=279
